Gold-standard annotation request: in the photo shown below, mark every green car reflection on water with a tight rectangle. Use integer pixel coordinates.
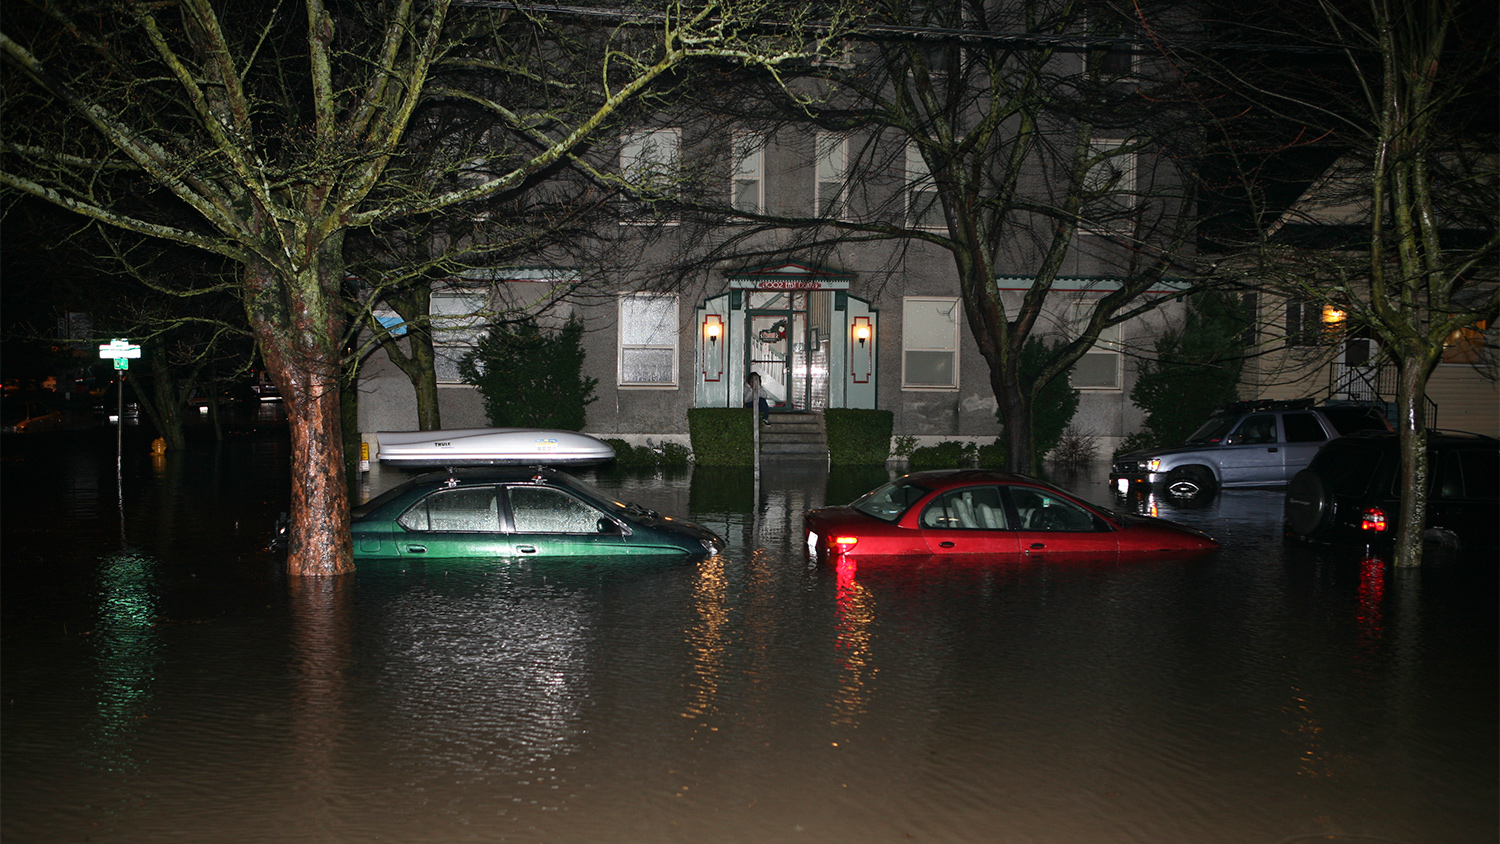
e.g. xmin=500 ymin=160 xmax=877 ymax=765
xmin=351 ymin=467 xmax=723 ymax=560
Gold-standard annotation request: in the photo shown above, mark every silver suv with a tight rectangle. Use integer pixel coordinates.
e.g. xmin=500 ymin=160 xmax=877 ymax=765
xmin=1110 ymin=401 xmax=1392 ymax=502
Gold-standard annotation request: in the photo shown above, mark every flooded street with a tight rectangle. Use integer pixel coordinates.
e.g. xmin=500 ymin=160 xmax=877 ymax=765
xmin=3 ymin=427 xmax=1496 ymax=844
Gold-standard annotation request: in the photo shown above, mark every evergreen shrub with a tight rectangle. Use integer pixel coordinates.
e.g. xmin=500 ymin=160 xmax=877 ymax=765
xmin=688 ymin=408 xmax=756 ymax=466
xmin=824 ymin=409 xmax=893 ymax=464
xmin=908 ymin=440 xmax=968 ymax=471
xmin=459 ymin=317 xmax=597 ymax=429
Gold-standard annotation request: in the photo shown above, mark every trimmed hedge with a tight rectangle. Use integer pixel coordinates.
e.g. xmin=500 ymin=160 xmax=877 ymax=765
xmin=907 ymin=438 xmax=1007 ymax=472
xmin=824 ymin=409 xmax=893 ymax=465
xmin=688 ymin=408 xmax=756 ymax=466
xmin=602 ymin=438 xmax=692 ymax=470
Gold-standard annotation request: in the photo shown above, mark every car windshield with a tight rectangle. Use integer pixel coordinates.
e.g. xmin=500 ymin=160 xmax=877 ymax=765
xmin=1184 ymin=415 xmax=1238 ymax=444
xmin=850 ymin=480 xmax=931 ymax=523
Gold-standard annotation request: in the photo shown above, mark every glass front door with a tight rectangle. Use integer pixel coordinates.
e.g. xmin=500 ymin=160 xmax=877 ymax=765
xmin=747 ymin=292 xmax=811 ymax=412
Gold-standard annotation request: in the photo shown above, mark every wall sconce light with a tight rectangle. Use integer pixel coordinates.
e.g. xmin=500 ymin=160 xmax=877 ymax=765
xmin=704 ymin=316 xmax=722 ymax=344
xmin=1322 ymin=306 xmax=1346 ymax=325
xmin=854 ymin=323 xmax=871 ymax=348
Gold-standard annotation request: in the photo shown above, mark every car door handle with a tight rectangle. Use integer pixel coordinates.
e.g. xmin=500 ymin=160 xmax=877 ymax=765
xmin=1029 ymin=543 xmax=1045 ymax=549
xmin=1267 ymin=447 xmax=1278 ymax=452
xmin=516 ymin=545 xmax=538 ymax=554
xmin=939 ymin=541 xmax=956 ymax=548
xmin=406 ymin=545 xmax=426 ymax=554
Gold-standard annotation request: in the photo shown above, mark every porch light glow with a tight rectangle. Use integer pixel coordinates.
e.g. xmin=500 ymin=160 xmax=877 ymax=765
xmin=704 ymin=318 xmax=722 ymax=342
xmin=1322 ymin=306 xmax=1346 ymax=325
xmin=854 ymin=324 xmax=871 ymax=346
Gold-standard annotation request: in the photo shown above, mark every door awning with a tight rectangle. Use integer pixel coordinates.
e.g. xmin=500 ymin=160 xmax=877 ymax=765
xmin=726 ymin=263 xmax=854 ymax=291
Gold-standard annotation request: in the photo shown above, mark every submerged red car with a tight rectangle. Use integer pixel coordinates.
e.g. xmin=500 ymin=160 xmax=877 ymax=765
xmin=805 ymin=470 xmax=1219 ymax=563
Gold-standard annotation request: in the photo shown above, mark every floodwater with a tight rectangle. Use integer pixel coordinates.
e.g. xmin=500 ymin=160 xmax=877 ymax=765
xmin=3 ymin=424 xmax=1496 ymax=844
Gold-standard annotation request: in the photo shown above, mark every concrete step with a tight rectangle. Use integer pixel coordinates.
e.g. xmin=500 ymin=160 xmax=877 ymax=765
xmin=762 ymin=441 xmax=829 ymax=456
xmin=759 ymin=412 xmax=826 ymax=458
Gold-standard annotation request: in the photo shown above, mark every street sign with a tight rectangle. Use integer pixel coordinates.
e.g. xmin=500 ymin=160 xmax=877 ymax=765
xmin=98 ymin=339 xmax=142 ymax=360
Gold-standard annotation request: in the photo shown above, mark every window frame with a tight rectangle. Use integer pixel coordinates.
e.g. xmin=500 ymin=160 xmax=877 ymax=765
xmin=902 ymin=296 xmax=961 ymax=390
xmin=617 ymin=292 xmax=680 ymax=389
xmin=906 ymin=142 xmax=944 ymax=229
xmin=1283 ymin=298 xmax=1325 ymax=348
xmin=619 ymin=127 xmax=682 ymax=223
xmin=730 ymin=130 xmax=765 ymax=214
xmin=1067 ymin=301 xmax=1123 ymax=391
xmin=430 ymin=287 xmax=492 ymax=384
xmin=815 ymin=132 xmax=849 ymax=220
xmin=1081 ymin=138 xmax=1138 ymax=235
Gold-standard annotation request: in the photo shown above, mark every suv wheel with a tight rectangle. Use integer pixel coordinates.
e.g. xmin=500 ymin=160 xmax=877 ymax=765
xmin=1166 ymin=466 xmax=1216 ymax=502
xmin=1284 ymin=470 xmax=1328 ymax=536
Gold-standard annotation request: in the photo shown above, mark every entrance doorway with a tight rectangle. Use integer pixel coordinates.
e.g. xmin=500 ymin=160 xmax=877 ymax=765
xmin=745 ymin=291 xmax=830 ymax=412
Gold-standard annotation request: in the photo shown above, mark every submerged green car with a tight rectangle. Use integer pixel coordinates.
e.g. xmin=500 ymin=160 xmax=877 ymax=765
xmin=351 ymin=467 xmax=723 ymax=560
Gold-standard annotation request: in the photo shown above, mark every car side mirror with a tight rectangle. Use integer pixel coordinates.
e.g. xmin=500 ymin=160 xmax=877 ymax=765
xmin=597 ymin=517 xmax=621 ymax=535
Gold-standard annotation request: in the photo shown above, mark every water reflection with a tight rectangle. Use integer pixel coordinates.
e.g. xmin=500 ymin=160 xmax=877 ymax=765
xmin=3 ymin=440 xmax=1496 ymax=844
xmin=685 ymin=554 xmax=729 ymax=725
xmin=91 ymin=550 xmax=161 ymax=771
xmin=831 ymin=555 xmax=876 ymax=726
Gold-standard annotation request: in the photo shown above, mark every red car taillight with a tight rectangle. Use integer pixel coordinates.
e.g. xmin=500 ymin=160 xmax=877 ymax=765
xmin=1360 ymin=507 xmax=1387 ymax=533
xmin=830 ymin=536 xmax=859 ymax=553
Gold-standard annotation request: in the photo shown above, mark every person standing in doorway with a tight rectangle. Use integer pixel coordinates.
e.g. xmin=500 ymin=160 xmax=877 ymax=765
xmin=744 ymin=372 xmax=770 ymax=424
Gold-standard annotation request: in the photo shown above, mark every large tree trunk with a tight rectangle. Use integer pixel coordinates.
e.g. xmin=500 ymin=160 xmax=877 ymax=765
xmin=996 ymin=370 xmax=1036 ymax=476
xmin=1390 ymin=357 xmax=1434 ymax=568
xmin=245 ymin=256 xmax=353 ymax=577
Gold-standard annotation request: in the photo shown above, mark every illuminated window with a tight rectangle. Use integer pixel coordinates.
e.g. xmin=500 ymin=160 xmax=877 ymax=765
xmin=902 ymin=297 xmax=959 ymax=389
xmin=1443 ymin=320 xmax=1490 ymax=364
xmin=619 ymin=293 xmax=678 ymax=387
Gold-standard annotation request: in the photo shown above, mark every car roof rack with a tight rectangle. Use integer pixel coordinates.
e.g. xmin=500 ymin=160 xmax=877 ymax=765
xmin=1211 ymin=398 xmax=1315 ymax=415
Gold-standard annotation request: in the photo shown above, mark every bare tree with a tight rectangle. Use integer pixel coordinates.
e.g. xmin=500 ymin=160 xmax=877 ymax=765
xmin=631 ymin=0 xmax=1207 ymax=472
xmin=2 ymin=0 xmax=851 ymax=575
xmin=1193 ymin=0 xmax=1498 ymax=565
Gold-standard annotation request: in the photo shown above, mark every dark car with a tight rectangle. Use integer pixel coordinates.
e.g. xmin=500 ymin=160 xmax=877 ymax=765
xmin=805 ymin=470 xmax=1218 ymax=564
xmin=350 ymin=467 xmax=723 ymax=560
xmin=1284 ymin=430 xmax=1499 ymax=551
xmin=1111 ymin=401 xmax=1392 ymax=502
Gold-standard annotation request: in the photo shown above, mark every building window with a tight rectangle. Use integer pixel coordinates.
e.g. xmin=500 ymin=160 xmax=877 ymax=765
xmin=815 ymin=132 xmax=848 ymax=219
xmin=620 ymin=128 xmax=680 ymax=220
xmin=1082 ymin=139 xmax=1137 ymax=232
xmin=1087 ymin=16 xmax=1137 ymax=77
xmin=1284 ymin=298 xmax=1326 ymax=347
xmin=907 ymin=143 xmax=944 ymax=229
xmin=431 ymin=288 xmax=490 ymax=383
xmin=731 ymin=131 xmax=764 ymax=214
xmin=903 ymin=297 xmax=960 ymax=389
xmin=1068 ymin=302 xmax=1122 ymax=390
xmin=1443 ymin=319 xmax=1490 ymax=364
xmin=619 ymin=293 xmax=678 ymax=387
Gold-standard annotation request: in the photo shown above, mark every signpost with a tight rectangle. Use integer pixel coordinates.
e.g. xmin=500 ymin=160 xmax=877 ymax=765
xmin=98 ymin=339 xmax=141 ymax=479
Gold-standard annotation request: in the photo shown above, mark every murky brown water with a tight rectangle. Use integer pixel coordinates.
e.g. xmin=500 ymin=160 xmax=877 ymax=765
xmin=3 ymin=427 xmax=1496 ymax=843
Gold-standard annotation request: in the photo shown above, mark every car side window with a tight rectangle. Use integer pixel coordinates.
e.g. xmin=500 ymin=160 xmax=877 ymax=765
xmin=398 ymin=487 xmax=500 ymax=532
xmin=508 ymin=486 xmax=608 ymax=533
xmin=919 ymin=486 xmax=1009 ymax=530
xmin=1440 ymin=450 xmax=1500 ymax=500
xmin=1007 ymin=487 xmax=1099 ymax=532
xmin=1229 ymin=414 xmax=1277 ymax=445
xmin=1282 ymin=412 xmax=1328 ymax=443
